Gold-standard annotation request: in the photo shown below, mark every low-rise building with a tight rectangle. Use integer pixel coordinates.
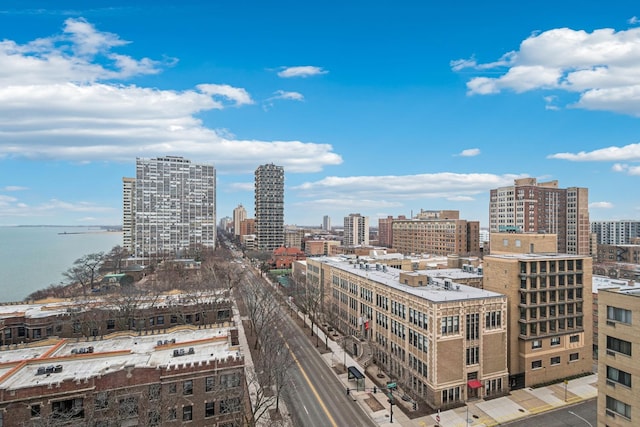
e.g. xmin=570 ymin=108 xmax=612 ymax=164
xmin=0 ymin=326 xmax=247 ymax=427
xmin=0 ymin=292 xmax=232 ymax=347
xmin=306 ymin=256 xmax=509 ymax=410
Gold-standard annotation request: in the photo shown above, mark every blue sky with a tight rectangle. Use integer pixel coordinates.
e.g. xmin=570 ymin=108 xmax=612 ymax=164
xmin=1 ymin=1 xmax=640 ymax=228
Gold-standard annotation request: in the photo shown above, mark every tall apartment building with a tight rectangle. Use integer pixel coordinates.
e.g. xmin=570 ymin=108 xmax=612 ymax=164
xmin=592 ymin=220 xmax=640 ymax=245
xmin=122 ymin=177 xmax=135 ymax=252
xmin=489 ymin=178 xmax=590 ymax=255
xmin=597 ymin=287 xmax=639 ymax=426
xmin=323 ymin=215 xmax=331 ymax=231
xmin=483 ymin=250 xmax=593 ymax=388
xmin=233 ymin=204 xmax=247 ymax=237
xmin=306 ymin=257 xmax=508 ymax=410
xmin=343 ymin=213 xmax=370 ymax=246
xmin=0 ymin=327 xmax=246 ymax=427
xmin=239 ymin=218 xmax=255 ymax=237
xmin=254 ymin=163 xmax=284 ymax=251
xmin=126 ymin=156 xmax=216 ymax=258
xmin=392 ymin=213 xmax=480 ymax=256
xmin=378 ymin=215 xmax=407 ymax=248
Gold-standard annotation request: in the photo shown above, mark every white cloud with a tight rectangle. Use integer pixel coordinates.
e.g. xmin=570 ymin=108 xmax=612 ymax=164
xmin=294 ymin=172 xmax=521 ymax=201
xmin=453 ymin=26 xmax=640 ymax=116
xmin=612 ymin=163 xmax=640 ymax=175
xmin=630 ymin=16 xmax=640 ymax=25
xmin=457 ymin=148 xmax=480 ymax=157
xmin=0 ymin=197 xmax=115 ymax=218
xmin=548 ymin=143 xmax=640 ymax=162
xmin=589 ymin=201 xmax=614 ymax=209
xmin=2 ymin=186 xmax=27 ymax=191
xmin=197 ymin=84 xmax=254 ymax=106
xmin=269 ymin=90 xmax=304 ymax=101
xmin=277 ymin=66 xmax=328 ymax=78
xmin=0 ymin=19 xmax=343 ymax=173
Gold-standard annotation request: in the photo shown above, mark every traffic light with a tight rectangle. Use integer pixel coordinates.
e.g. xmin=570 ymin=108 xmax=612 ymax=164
xmin=413 ymin=402 xmax=417 ymax=411
xmin=373 ymin=386 xmax=377 ymax=393
xmin=346 ymin=387 xmax=350 ymax=395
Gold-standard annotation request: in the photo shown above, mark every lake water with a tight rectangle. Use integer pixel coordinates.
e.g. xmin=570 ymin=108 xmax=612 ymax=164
xmin=0 ymin=226 xmax=123 ymax=302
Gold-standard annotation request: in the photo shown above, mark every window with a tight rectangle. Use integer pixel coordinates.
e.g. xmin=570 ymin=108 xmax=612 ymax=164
xmin=532 ymin=340 xmax=542 ymax=349
xmin=157 ymin=316 xmax=164 ymax=325
xmin=531 ymin=360 xmax=542 ymax=369
xmin=220 ymin=397 xmax=241 ymax=414
xmin=569 ymin=334 xmax=580 ymax=343
xmin=183 ymin=380 xmax=193 ymax=395
xmin=441 ymin=316 xmax=459 ymax=335
xmin=95 ymin=392 xmax=109 ymax=410
xmin=466 ymin=347 xmax=479 ymax=365
xmin=149 ymin=410 xmax=160 ymax=426
xmin=220 ymin=373 xmax=241 ymax=388
xmin=206 ymin=376 xmax=215 ymax=392
xmin=52 ymin=398 xmax=84 ymax=419
xmin=607 ymin=336 xmax=632 ymax=356
xmin=466 ymin=313 xmax=479 ymax=340
xmin=606 ymin=395 xmax=631 ymax=419
xmin=607 ymin=306 xmax=632 ymax=324
xmin=550 ymin=356 xmax=561 ymax=365
xmin=442 ymin=386 xmax=461 ymax=404
xmin=169 ymin=383 xmax=177 ymax=394
xmin=31 ymin=404 xmax=41 ymax=418
xmin=149 ymin=384 xmax=160 ymax=400
xmin=485 ymin=311 xmax=502 ymax=329
xmin=118 ymin=396 xmax=138 ymax=419
xmin=607 ymin=366 xmax=632 ymax=387
xmin=205 ymin=401 xmax=215 ymax=418
xmin=106 ymin=319 xmax=115 ymax=330
xmin=183 ymin=405 xmax=193 ymax=421
xmin=167 ymin=408 xmax=177 ymax=421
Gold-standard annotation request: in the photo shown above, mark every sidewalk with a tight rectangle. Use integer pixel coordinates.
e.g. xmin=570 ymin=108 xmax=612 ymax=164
xmin=292 ymin=302 xmax=598 ymax=427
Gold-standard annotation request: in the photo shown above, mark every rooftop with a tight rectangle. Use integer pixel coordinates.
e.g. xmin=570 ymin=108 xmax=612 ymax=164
xmin=316 ymin=257 xmax=503 ymax=303
xmin=0 ymin=326 xmax=240 ymax=392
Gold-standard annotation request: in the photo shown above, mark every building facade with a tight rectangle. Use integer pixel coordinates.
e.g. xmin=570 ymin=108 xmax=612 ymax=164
xmin=597 ymin=287 xmax=640 ymax=426
xmin=254 ymin=164 xmax=284 ymax=251
xmin=0 ymin=327 xmax=246 ymax=427
xmin=391 ymin=217 xmax=480 ymax=257
xmin=378 ymin=215 xmax=407 ymax=248
xmin=128 ymin=156 xmax=216 ymax=258
xmin=306 ymin=257 xmax=509 ymax=410
xmin=592 ymin=220 xmax=640 ymax=245
xmin=122 ymin=177 xmax=135 ymax=252
xmin=233 ymin=204 xmax=247 ymax=237
xmin=483 ymin=252 xmax=593 ymax=388
xmin=596 ymin=244 xmax=640 ymax=264
xmin=343 ymin=213 xmax=370 ymax=246
xmin=322 ymin=215 xmax=331 ymax=231
xmin=489 ymin=178 xmax=590 ymax=255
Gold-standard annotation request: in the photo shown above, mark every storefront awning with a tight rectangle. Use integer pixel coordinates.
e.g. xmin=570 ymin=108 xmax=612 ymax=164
xmin=467 ymin=379 xmax=483 ymax=389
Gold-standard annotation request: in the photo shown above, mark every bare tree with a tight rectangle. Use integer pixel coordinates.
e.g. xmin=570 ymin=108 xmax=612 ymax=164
xmin=63 ymin=252 xmax=104 ymax=297
xmin=103 ymin=245 xmax=129 ymax=274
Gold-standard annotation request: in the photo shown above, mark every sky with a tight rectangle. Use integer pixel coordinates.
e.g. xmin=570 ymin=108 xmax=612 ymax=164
xmin=1 ymin=1 xmax=640 ymax=228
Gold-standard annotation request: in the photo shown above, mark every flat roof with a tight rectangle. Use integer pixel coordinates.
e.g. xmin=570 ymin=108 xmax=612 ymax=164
xmin=592 ymin=275 xmax=640 ymax=293
xmin=0 ymin=291 xmax=228 ymax=320
xmin=0 ymin=327 xmax=240 ymax=392
xmin=485 ymin=252 xmax=588 ymax=260
xmin=316 ymin=257 xmax=503 ymax=303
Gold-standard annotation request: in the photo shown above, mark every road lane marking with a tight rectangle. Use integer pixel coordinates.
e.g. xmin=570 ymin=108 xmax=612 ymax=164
xmin=281 ymin=332 xmax=339 ymax=427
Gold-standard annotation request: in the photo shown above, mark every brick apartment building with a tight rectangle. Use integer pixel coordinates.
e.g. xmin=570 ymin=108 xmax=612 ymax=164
xmin=0 ymin=293 xmax=232 ymax=347
xmin=391 ymin=211 xmax=480 ymax=257
xmin=0 ymin=327 xmax=247 ymax=427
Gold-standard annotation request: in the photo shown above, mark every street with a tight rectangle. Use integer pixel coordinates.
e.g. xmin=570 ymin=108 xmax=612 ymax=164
xmin=501 ymin=399 xmax=596 ymax=427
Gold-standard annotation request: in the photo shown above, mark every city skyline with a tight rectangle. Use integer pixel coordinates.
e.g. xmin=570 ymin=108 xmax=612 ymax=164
xmin=1 ymin=2 xmax=640 ymax=227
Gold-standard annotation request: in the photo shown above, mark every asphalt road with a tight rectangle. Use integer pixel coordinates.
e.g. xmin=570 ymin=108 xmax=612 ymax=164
xmin=501 ymin=399 xmax=596 ymax=427
xmin=237 ymin=252 xmax=376 ymax=427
